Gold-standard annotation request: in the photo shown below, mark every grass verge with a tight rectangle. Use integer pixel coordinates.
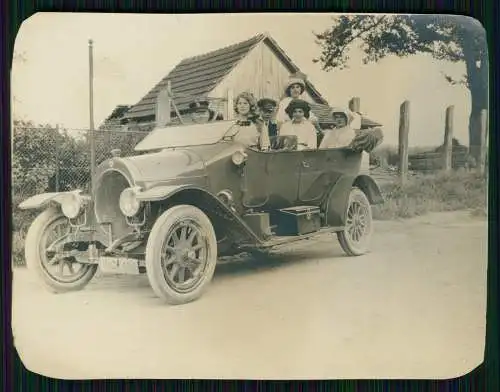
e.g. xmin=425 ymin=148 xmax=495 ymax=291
xmin=372 ymin=170 xmax=487 ymax=220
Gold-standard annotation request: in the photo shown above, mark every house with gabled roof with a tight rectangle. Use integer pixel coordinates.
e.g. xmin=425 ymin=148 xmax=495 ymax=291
xmin=103 ymin=33 xmax=380 ymax=130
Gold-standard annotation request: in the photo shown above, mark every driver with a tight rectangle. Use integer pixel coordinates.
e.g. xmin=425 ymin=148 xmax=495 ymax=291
xmin=188 ymin=99 xmax=223 ymax=124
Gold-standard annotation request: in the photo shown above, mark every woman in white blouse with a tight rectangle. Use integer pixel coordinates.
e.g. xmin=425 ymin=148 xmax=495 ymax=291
xmin=278 ymin=99 xmax=317 ymax=150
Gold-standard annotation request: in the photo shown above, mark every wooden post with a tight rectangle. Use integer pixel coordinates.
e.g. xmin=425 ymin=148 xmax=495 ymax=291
xmin=155 ymin=80 xmax=171 ymax=127
xmin=348 ymin=97 xmax=360 ymax=113
xmin=478 ymin=108 xmax=488 ymax=175
xmin=226 ymin=89 xmax=234 ymax=120
xmin=398 ymin=100 xmax=410 ymax=184
xmin=443 ymin=105 xmax=454 ymax=172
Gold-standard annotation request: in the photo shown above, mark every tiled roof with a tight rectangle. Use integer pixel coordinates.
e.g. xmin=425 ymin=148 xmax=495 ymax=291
xmin=98 ymin=105 xmax=131 ymax=129
xmin=123 ymin=33 xmax=328 ymax=121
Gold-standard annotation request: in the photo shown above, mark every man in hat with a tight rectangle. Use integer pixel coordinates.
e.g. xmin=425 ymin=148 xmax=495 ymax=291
xmin=278 ymin=98 xmax=317 ymax=150
xmin=189 ymin=99 xmax=223 ymax=124
xmin=257 ymin=98 xmax=279 ymax=139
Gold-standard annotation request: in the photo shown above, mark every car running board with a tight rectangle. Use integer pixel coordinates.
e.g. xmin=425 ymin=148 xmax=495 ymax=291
xmin=240 ymin=226 xmax=344 ymax=250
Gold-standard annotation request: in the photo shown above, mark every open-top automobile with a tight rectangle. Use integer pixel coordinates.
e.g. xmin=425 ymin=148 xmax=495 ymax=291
xmin=19 ymin=120 xmax=384 ymax=305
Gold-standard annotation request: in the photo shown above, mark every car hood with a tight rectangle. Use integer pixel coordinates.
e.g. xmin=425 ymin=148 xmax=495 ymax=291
xmin=95 ymin=143 xmax=235 ymax=189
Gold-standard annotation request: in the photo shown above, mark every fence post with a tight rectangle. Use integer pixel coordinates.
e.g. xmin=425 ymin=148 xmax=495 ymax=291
xmin=478 ymin=108 xmax=488 ymax=176
xmin=55 ymin=124 xmax=60 ymax=192
xmin=398 ymin=100 xmax=410 ymax=184
xmin=226 ymin=89 xmax=234 ymax=120
xmin=443 ymin=105 xmax=454 ymax=172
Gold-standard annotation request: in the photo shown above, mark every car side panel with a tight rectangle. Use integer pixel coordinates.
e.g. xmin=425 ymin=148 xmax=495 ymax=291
xmin=298 ymin=150 xmax=328 ymax=202
xmin=298 ymin=148 xmax=362 ymax=205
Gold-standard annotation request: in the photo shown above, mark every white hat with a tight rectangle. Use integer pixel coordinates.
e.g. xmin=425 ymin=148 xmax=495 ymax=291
xmin=284 ymin=72 xmax=307 ymax=96
xmin=331 ymin=107 xmax=357 ymax=125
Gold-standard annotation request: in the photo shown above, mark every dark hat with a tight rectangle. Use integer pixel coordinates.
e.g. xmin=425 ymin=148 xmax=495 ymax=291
xmin=257 ymin=98 xmax=277 ymax=109
xmin=285 ymin=98 xmax=311 ymax=119
xmin=189 ymin=100 xmax=210 ymax=112
xmin=257 ymin=98 xmax=278 ymax=113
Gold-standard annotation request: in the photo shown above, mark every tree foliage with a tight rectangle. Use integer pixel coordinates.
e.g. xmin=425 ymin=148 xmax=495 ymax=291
xmin=313 ymin=15 xmax=488 ymax=158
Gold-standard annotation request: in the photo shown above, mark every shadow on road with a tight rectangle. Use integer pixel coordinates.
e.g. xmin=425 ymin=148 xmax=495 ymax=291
xmin=214 ymin=247 xmax=345 ymax=279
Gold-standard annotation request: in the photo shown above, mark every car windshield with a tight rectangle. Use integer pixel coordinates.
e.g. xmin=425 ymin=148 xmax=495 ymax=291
xmin=134 ymin=121 xmax=238 ymax=151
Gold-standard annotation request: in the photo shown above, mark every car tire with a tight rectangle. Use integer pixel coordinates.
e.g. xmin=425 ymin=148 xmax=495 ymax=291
xmin=145 ymin=205 xmax=218 ymax=305
xmin=24 ymin=207 xmax=98 ymax=293
xmin=337 ymin=187 xmax=373 ymax=256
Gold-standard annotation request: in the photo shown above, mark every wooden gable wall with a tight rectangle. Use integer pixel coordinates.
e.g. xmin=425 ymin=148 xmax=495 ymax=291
xmin=209 ymin=40 xmax=316 ymax=115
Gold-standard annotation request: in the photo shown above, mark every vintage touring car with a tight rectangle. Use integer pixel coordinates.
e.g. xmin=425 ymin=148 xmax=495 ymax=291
xmin=19 ymin=120 xmax=384 ymax=305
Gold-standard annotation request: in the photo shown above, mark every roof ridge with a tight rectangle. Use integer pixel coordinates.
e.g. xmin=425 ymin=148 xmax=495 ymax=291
xmin=178 ymin=33 xmax=265 ymax=65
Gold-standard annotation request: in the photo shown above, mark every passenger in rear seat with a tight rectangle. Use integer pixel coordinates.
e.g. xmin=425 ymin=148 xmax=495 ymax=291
xmin=278 ymin=99 xmax=317 ymax=150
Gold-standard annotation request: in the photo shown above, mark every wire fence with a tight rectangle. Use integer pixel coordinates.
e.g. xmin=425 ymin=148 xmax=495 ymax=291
xmin=12 ymin=125 xmax=150 ymax=232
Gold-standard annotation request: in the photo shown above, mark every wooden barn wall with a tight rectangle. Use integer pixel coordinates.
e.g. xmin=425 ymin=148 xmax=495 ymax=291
xmin=209 ymin=41 xmax=315 ymax=116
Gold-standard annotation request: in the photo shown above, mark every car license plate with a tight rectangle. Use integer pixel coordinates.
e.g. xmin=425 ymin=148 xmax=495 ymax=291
xmin=99 ymin=256 xmax=141 ymax=275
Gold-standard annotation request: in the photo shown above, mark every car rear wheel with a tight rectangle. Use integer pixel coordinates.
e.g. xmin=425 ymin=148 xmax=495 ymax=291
xmin=145 ymin=205 xmax=218 ymax=305
xmin=24 ymin=207 xmax=98 ymax=292
xmin=337 ymin=187 xmax=373 ymax=256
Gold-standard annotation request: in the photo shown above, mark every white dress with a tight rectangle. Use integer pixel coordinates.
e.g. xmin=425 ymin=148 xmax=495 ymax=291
xmin=279 ymin=120 xmax=317 ymax=150
xmin=319 ymin=125 xmax=355 ymax=149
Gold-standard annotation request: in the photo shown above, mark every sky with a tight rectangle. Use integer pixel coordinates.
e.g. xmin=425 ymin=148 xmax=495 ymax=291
xmin=11 ymin=12 xmax=479 ymax=147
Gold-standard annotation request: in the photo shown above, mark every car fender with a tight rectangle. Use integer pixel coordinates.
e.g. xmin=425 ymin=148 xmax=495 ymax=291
xmin=136 ymin=185 xmax=263 ymax=245
xmin=323 ymin=174 xmax=384 ymax=226
xmin=18 ymin=190 xmax=86 ymax=210
xmin=353 ymin=174 xmax=384 ymax=205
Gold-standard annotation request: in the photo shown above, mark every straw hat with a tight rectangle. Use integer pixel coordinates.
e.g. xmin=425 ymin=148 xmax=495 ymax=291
xmin=284 ymin=72 xmax=307 ymax=96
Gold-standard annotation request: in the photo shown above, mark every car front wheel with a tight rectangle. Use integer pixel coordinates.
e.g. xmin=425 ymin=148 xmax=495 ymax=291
xmin=337 ymin=187 xmax=373 ymax=256
xmin=145 ymin=205 xmax=218 ymax=305
xmin=24 ymin=207 xmax=98 ymax=292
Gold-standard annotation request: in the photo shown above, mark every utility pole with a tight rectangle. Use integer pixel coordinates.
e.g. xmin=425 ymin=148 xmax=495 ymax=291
xmin=88 ymin=39 xmax=96 ymax=196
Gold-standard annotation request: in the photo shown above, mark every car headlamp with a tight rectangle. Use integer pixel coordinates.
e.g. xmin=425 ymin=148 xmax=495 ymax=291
xmin=61 ymin=192 xmax=84 ymax=219
xmin=119 ymin=187 xmax=142 ymax=217
xmin=231 ymin=150 xmax=248 ymax=166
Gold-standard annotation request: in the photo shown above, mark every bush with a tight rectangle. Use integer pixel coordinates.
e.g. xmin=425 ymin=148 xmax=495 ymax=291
xmin=12 ymin=121 xmax=149 ymax=267
xmin=373 ymin=170 xmax=487 ymax=220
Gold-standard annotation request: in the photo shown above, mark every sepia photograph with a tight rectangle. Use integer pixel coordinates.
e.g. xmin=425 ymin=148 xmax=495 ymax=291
xmin=11 ymin=12 xmax=488 ymax=379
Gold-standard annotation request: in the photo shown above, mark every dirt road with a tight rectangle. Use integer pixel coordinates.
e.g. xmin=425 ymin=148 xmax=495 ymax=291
xmin=12 ymin=211 xmax=487 ymax=380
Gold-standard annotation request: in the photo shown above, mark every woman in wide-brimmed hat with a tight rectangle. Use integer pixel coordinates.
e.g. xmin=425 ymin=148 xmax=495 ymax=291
xmin=319 ymin=107 xmax=383 ymax=174
xmin=319 ymin=108 xmax=356 ymax=147
xmin=230 ymin=91 xmax=270 ymax=150
xmin=278 ymin=98 xmax=317 ymax=150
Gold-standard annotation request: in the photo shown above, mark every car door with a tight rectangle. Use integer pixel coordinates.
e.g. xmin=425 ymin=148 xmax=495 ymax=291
xmin=242 ymin=149 xmax=300 ymax=209
xmin=298 ymin=149 xmax=330 ymax=203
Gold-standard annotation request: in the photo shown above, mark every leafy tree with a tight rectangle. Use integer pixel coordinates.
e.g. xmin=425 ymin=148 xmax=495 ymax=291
xmin=313 ymin=14 xmax=488 ymax=159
